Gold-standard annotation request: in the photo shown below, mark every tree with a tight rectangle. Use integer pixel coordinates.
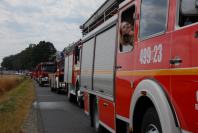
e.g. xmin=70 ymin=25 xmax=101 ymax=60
xmin=1 ymin=41 xmax=57 ymax=70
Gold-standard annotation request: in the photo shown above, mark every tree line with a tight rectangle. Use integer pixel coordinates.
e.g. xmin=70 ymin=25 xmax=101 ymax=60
xmin=1 ymin=41 xmax=57 ymax=70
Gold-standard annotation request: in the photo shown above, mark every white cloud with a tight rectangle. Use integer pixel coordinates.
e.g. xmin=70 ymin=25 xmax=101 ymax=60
xmin=0 ymin=0 xmax=105 ymax=64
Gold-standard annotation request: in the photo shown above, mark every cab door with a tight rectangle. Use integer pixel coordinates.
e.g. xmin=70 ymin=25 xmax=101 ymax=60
xmin=171 ymin=0 xmax=198 ymax=132
xmin=115 ymin=1 xmax=136 ymax=119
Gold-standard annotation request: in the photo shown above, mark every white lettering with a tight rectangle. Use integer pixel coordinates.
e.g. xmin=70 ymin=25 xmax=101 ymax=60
xmin=195 ymin=91 xmax=198 ymax=111
xmin=143 ymin=48 xmax=147 ymax=64
xmin=153 ymin=45 xmax=158 ymax=63
xmin=140 ymin=44 xmax=163 ymax=65
xmin=157 ymin=44 xmax=163 ymax=62
xmin=146 ymin=47 xmax=151 ymax=64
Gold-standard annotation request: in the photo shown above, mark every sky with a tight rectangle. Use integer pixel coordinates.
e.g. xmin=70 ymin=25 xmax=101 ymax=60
xmin=0 ymin=0 xmax=105 ymax=64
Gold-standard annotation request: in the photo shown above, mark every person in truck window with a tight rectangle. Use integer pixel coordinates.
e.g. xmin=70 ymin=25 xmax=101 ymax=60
xmin=120 ymin=21 xmax=134 ymax=52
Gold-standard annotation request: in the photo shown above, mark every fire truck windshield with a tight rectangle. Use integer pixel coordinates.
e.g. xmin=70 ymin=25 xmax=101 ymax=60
xmin=42 ymin=65 xmax=56 ymax=73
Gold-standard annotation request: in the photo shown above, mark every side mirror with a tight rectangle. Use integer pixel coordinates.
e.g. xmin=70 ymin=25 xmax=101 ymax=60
xmin=181 ymin=0 xmax=198 ymax=16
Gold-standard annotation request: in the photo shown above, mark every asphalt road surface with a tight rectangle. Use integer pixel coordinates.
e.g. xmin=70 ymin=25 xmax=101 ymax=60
xmin=34 ymin=83 xmax=96 ymax=133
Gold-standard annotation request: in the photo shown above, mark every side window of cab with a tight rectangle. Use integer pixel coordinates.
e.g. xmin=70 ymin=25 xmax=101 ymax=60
xmin=178 ymin=0 xmax=198 ymax=27
xmin=119 ymin=6 xmax=135 ymax=53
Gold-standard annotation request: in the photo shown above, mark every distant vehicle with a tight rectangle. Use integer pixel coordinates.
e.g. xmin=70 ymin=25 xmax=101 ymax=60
xmin=36 ymin=62 xmax=56 ymax=87
xmin=31 ymin=68 xmax=39 ymax=80
xmin=64 ymin=40 xmax=83 ymax=107
xmin=49 ymin=59 xmax=65 ymax=93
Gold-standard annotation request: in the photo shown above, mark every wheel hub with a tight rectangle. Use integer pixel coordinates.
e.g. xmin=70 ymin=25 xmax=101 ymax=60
xmin=145 ymin=124 xmax=159 ymax=133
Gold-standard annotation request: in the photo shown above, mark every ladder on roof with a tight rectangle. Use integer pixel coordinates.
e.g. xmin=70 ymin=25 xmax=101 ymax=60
xmin=81 ymin=0 xmax=124 ymax=36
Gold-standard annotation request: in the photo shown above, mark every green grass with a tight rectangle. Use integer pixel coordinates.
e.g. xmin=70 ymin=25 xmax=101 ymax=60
xmin=0 ymin=79 xmax=35 ymax=133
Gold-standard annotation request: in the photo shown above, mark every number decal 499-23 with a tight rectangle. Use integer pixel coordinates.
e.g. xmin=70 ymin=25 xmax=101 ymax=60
xmin=140 ymin=44 xmax=163 ymax=65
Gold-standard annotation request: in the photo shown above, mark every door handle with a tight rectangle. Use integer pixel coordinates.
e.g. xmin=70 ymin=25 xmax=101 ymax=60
xmin=170 ymin=57 xmax=182 ymax=65
xmin=116 ymin=65 xmax=122 ymax=69
xmin=195 ymin=31 xmax=198 ymax=38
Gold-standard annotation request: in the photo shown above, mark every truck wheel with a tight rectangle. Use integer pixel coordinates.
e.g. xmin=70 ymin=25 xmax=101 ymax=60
xmin=77 ymin=95 xmax=84 ymax=108
xmin=40 ymin=82 xmax=44 ymax=87
xmin=50 ymin=87 xmax=54 ymax=92
xmin=76 ymin=91 xmax=84 ymax=108
xmin=56 ymin=88 xmax=61 ymax=94
xmin=68 ymin=92 xmax=73 ymax=102
xmin=141 ymin=107 xmax=162 ymax=133
xmin=38 ymin=79 xmax=41 ymax=86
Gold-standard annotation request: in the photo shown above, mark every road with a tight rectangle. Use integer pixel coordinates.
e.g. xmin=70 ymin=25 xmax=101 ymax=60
xmin=34 ymin=83 xmax=96 ymax=133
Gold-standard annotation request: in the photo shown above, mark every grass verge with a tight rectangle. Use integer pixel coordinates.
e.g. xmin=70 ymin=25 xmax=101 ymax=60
xmin=0 ymin=75 xmax=23 ymax=95
xmin=0 ymin=79 xmax=35 ymax=133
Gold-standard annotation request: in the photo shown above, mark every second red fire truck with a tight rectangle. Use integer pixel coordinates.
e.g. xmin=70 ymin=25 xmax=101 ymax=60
xmin=64 ymin=40 xmax=84 ymax=107
xmin=49 ymin=57 xmax=65 ymax=93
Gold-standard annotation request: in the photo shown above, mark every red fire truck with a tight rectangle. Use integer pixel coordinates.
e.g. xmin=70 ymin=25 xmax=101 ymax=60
xmin=64 ymin=40 xmax=84 ymax=107
xmin=80 ymin=0 xmax=198 ymax=133
xmin=31 ymin=69 xmax=37 ymax=80
xmin=36 ymin=62 xmax=56 ymax=87
xmin=49 ymin=54 xmax=65 ymax=93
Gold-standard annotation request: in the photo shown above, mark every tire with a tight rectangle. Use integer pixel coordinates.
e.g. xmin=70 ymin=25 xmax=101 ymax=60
xmin=40 ymin=82 xmax=44 ymax=87
xmin=141 ymin=107 xmax=162 ymax=133
xmin=77 ymin=96 xmax=84 ymax=108
xmin=68 ymin=92 xmax=73 ymax=102
xmin=56 ymin=88 xmax=61 ymax=94
xmin=75 ymin=82 xmax=80 ymax=105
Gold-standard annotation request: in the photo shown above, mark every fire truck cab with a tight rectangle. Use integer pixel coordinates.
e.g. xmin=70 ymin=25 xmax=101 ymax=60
xmin=49 ymin=57 xmax=65 ymax=93
xmin=80 ymin=0 xmax=198 ymax=133
xmin=37 ymin=62 xmax=56 ymax=87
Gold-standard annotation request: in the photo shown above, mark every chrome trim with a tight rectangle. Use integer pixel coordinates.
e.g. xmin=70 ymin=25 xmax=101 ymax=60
xmin=116 ymin=114 xmax=130 ymax=123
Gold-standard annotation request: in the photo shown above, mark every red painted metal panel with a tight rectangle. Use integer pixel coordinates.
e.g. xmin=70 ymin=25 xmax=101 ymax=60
xmin=171 ymin=22 xmax=198 ymax=133
xmin=98 ymin=98 xmax=115 ymax=130
xmin=84 ymin=91 xmax=89 ymax=113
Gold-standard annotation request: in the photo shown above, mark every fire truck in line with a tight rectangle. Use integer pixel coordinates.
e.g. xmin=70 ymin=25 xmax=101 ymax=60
xmin=79 ymin=0 xmax=198 ymax=133
xmin=49 ymin=53 xmax=65 ymax=93
xmin=64 ymin=40 xmax=84 ymax=107
xmin=31 ymin=69 xmax=38 ymax=80
xmin=36 ymin=62 xmax=56 ymax=87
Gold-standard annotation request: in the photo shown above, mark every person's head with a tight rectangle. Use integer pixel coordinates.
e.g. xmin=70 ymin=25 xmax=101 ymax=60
xmin=120 ymin=21 xmax=133 ymax=45
xmin=126 ymin=23 xmax=133 ymax=35
xmin=120 ymin=21 xmax=131 ymax=35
